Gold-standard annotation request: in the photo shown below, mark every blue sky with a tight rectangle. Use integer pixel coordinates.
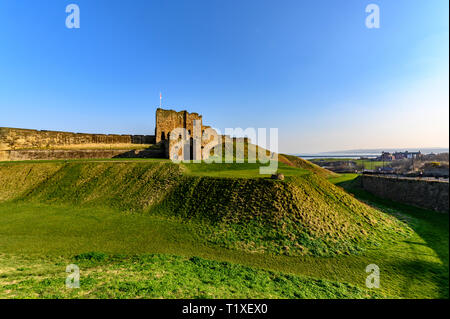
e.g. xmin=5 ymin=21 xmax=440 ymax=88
xmin=0 ymin=0 xmax=448 ymax=153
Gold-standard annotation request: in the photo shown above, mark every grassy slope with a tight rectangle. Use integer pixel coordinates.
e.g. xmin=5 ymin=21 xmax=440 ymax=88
xmin=279 ymin=154 xmax=338 ymax=179
xmin=0 ymin=161 xmax=410 ymax=256
xmin=0 ymin=253 xmax=381 ymax=299
xmin=330 ymin=174 xmax=449 ymax=298
xmin=0 ymin=200 xmax=446 ymax=298
xmin=0 ymin=160 xmax=447 ymax=298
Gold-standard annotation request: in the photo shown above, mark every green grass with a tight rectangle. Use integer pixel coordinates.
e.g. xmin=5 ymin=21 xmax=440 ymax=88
xmin=330 ymin=173 xmax=449 ymax=298
xmin=0 ymin=200 xmax=447 ymax=298
xmin=328 ymin=173 xmax=359 ymax=185
xmin=0 ymin=161 xmax=448 ymax=298
xmin=0 ymin=161 xmax=410 ymax=257
xmin=181 ymin=161 xmax=309 ymax=178
xmin=280 ymin=154 xmax=338 ymax=178
xmin=0 ymin=253 xmax=381 ymax=299
xmin=331 ymin=174 xmax=449 ymax=268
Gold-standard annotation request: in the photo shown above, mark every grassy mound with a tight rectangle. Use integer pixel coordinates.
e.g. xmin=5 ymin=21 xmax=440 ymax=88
xmin=0 ymin=162 xmax=63 ymax=202
xmin=154 ymin=173 xmax=410 ymax=255
xmin=0 ymin=161 xmax=411 ymax=256
xmin=0 ymin=161 xmax=183 ymax=211
xmin=0 ymin=253 xmax=382 ymax=299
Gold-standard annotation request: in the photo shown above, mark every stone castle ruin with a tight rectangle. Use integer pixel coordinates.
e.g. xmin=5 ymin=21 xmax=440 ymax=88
xmin=155 ymin=108 xmax=215 ymax=160
xmin=0 ymin=108 xmax=234 ymax=161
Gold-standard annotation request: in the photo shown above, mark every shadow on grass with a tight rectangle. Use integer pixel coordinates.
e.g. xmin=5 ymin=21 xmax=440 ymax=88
xmin=386 ymin=259 xmax=449 ymax=298
xmin=335 ymin=176 xmax=449 ymax=298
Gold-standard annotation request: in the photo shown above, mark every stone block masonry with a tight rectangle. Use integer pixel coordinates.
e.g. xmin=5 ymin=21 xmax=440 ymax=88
xmin=0 ymin=149 xmax=165 ymax=161
xmin=361 ymin=175 xmax=449 ymax=213
xmin=155 ymin=108 xmax=209 ymax=143
xmin=0 ymin=127 xmax=155 ymax=151
xmin=155 ymin=108 xmax=217 ymax=160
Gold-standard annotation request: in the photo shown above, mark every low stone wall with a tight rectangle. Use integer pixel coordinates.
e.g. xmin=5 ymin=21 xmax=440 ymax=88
xmin=361 ymin=175 xmax=449 ymax=213
xmin=1 ymin=149 xmax=165 ymax=161
xmin=0 ymin=151 xmax=9 ymax=161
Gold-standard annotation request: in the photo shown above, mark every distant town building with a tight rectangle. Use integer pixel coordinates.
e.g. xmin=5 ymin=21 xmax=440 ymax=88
xmin=377 ymin=152 xmax=395 ymax=161
xmin=376 ymin=151 xmax=422 ymax=161
xmin=393 ymin=151 xmax=422 ymax=160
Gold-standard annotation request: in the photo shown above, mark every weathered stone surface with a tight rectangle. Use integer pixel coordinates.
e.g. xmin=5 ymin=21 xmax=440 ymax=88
xmin=0 ymin=127 xmax=155 ymax=151
xmin=3 ymin=149 xmax=165 ymax=161
xmin=156 ymin=108 xmax=222 ymax=160
xmin=156 ymin=108 xmax=205 ymax=143
xmin=0 ymin=151 xmax=8 ymax=161
xmin=361 ymin=175 xmax=449 ymax=213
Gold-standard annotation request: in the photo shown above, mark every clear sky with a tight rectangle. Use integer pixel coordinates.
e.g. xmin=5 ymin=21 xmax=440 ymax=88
xmin=0 ymin=0 xmax=448 ymax=153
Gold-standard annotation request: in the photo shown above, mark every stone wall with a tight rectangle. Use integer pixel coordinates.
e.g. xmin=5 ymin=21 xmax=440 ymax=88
xmin=0 ymin=151 xmax=9 ymax=162
xmin=361 ymin=175 xmax=449 ymax=213
xmin=1 ymin=149 xmax=165 ymax=161
xmin=0 ymin=127 xmax=155 ymax=151
xmin=1 ymin=108 xmax=216 ymax=161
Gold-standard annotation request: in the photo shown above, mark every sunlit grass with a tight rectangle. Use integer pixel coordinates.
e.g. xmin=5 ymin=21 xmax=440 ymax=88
xmin=0 ymin=162 xmax=447 ymax=298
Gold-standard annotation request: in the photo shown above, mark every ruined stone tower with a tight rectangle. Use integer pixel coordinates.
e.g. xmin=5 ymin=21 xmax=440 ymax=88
xmin=155 ymin=108 xmax=206 ymax=143
xmin=155 ymin=108 xmax=214 ymax=160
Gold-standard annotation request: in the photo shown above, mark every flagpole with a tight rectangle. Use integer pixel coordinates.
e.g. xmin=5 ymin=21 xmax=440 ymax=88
xmin=159 ymin=92 xmax=162 ymax=108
